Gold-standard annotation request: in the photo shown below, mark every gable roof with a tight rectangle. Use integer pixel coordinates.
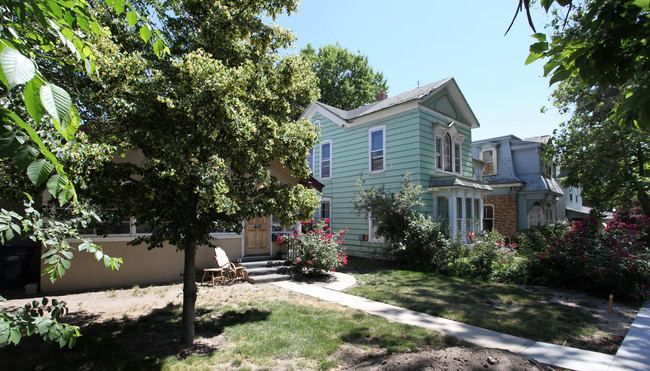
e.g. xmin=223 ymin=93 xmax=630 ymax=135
xmin=301 ymin=77 xmax=480 ymax=129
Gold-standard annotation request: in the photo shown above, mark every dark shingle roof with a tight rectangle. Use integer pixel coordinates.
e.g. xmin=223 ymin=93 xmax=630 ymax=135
xmin=318 ymin=78 xmax=452 ymax=121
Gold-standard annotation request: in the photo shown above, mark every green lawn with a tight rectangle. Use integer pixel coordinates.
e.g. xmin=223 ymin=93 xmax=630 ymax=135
xmin=343 ymin=258 xmax=599 ymax=347
xmin=0 ymin=285 xmax=464 ymax=371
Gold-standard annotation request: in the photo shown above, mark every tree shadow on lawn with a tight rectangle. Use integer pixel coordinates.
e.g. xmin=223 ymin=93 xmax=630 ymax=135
xmin=0 ymin=303 xmax=271 ymax=371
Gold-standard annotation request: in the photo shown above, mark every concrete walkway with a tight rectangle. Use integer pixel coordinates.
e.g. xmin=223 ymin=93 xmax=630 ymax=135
xmin=272 ymin=273 xmax=650 ymax=371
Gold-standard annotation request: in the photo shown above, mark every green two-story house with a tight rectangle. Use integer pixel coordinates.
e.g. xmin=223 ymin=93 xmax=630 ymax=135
xmin=301 ymin=77 xmax=491 ymax=257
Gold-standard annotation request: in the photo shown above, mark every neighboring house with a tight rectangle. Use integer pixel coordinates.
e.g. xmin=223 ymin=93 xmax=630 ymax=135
xmin=471 ymin=135 xmax=564 ymax=240
xmin=301 ymin=78 xmax=491 ymax=257
xmin=0 ymin=150 xmax=321 ymax=293
xmin=557 ymin=182 xmax=591 ymax=221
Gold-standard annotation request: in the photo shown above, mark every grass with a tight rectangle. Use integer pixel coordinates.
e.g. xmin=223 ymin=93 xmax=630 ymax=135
xmin=0 ymin=284 xmax=464 ymax=370
xmin=343 ymin=258 xmax=599 ymax=346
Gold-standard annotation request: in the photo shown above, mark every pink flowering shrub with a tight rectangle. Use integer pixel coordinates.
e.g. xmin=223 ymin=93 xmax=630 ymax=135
xmin=527 ymin=212 xmax=650 ymax=301
xmin=276 ymin=218 xmax=348 ymax=275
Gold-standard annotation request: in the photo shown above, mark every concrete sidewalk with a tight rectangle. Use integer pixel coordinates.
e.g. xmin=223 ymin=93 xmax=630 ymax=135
xmin=272 ymin=274 xmax=650 ymax=371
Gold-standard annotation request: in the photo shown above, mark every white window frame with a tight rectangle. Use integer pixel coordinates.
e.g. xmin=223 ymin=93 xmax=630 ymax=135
xmin=481 ymin=147 xmax=497 ymax=175
xmin=320 ymin=140 xmax=332 ymax=180
xmin=368 ymin=211 xmax=384 ymax=242
xmin=319 ymin=197 xmax=332 ymax=222
xmin=435 ymin=133 xmax=463 ymax=174
xmin=368 ymin=125 xmax=386 ymax=174
xmin=307 ymin=148 xmax=314 ymax=175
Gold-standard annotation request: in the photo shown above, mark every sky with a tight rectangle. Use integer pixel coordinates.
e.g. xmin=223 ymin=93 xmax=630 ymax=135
xmin=272 ymin=1 xmax=567 ymax=141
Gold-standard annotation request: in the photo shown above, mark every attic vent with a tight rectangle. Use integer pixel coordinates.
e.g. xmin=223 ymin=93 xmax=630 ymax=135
xmin=376 ymin=90 xmax=388 ymax=101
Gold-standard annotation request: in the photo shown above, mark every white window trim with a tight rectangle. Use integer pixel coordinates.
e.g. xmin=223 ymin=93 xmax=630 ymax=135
xmin=368 ymin=125 xmax=386 ymax=174
xmin=319 ymin=197 xmax=332 ymax=221
xmin=320 ymin=140 xmax=332 ymax=180
xmin=435 ymin=132 xmax=464 ymax=174
xmin=480 ymin=147 xmax=497 ymax=175
xmin=368 ymin=211 xmax=384 ymax=242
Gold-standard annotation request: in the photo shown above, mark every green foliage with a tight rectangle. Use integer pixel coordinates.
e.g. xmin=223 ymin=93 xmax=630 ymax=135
xmin=277 ymin=219 xmax=348 ymax=274
xmin=0 ymin=0 xmax=167 ymax=348
xmin=353 ymin=173 xmax=427 ymax=254
xmin=524 ymin=0 xmax=650 ymax=130
xmin=397 ymin=213 xmax=451 ymax=272
xmin=0 ymin=296 xmax=80 ymax=348
xmin=75 ymin=0 xmax=321 ymax=344
xmin=301 ymin=43 xmax=389 ymax=110
xmin=549 ymin=77 xmax=650 ymax=216
xmin=447 ymin=231 xmax=503 ymax=280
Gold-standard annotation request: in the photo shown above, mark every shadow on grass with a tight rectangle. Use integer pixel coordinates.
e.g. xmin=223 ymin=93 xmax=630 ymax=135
xmin=0 ymin=303 xmax=271 ymax=371
xmin=348 ymin=268 xmax=599 ymax=345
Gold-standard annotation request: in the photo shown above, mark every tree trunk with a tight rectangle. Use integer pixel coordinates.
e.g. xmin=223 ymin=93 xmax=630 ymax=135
xmin=181 ymin=238 xmax=197 ymax=346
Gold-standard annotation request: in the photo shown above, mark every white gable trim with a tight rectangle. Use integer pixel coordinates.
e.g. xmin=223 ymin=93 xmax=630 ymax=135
xmin=420 ymin=105 xmax=471 ymax=131
xmin=419 ymin=78 xmax=480 ymax=129
xmin=301 ymin=103 xmax=348 ymax=128
xmin=347 ymin=101 xmax=419 ymax=127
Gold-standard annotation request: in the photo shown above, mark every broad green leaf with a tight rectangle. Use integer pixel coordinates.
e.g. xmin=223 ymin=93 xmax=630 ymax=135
xmin=103 ymin=255 xmax=111 ymax=267
xmin=4 ymin=228 xmax=14 ymax=241
xmin=94 ymin=250 xmax=103 ymax=261
xmin=12 ymin=145 xmax=38 ymax=171
xmin=40 ymin=83 xmax=72 ymax=126
xmin=57 ymin=186 xmax=76 ymax=205
xmin=139 ymin=25 xmax=151 ymax=42
xmin=0 ymin=47 xmax=36 ymax=89
xmin=84 ymin=58 xmax=92 ymax=74
xmin=127 ymin=10 xmax=138 ymax=27
xmin=24 ymin=78 xmax=46 ymax=123
xmin=61 ymin=250 xmax=73 ymax=259
xmin=56 ymin=264 xmax=65 ymax=279
xmin=59 ymin=105 xmax=80 ymax=141
xmin=90 ymin=20 xmax=101 ymax=34
xmin=82 ymin=46 xmax=91 ymax=58
xmin=2 ymin=108 xmax=65 ymax=174
xmin=9 ymin=328 xmax=21 ymax=345
xmin=525 ymin=52 xmax=543 ymax=65
xmin=27 ymin=159 xmax=54 ymax=186
xmin=529 ymin=41 xmax=548 ymax=54
xmin=60 ymin=27 xmax=74 ymax=41
xmin=0 ymin=135 xmax=20 ymax=158
xmin=46 ymin=173 xmax=67 ymax=196
xmin=47 ymin=0 xmax=63 ymax=18
xmin=549 ymin=67 xmax=572 ymax=85
xmin=61 ymin=258 xmax=71 ymax=269
xmin=76 ymin=14 xmax=90 ymax=30
xmin=113 ymin=0 xmax=125 ymax=14
xmin=154 ymin=39 xmax=164 ymax=56
xmin=531 ymin=33 xmax=547 ymax=42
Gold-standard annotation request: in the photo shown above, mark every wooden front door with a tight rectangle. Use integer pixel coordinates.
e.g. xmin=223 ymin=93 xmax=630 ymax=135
xmin=245 ymin=217 xmax=271 ymax=256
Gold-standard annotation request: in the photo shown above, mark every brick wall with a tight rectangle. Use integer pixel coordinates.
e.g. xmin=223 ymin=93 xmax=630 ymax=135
xmin=485 ymin=195 xmax=518 ymax=239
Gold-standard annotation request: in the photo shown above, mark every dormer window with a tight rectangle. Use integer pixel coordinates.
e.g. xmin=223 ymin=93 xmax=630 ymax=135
xmin=481 ymin=147 xmax=497 ymax=175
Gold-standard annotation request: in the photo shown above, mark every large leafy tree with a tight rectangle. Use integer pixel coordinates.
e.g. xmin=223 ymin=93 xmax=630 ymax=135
xmin=550 ymin=76 xmax=650 ymax=216
xmin=514 ymin=0 xmax=650 ymax=130
xmin=0 ymin=0 xmax=166 ymax=347
xmin=80 ymin=0 xmax=321 ymax=345
xmin=301 ymin=43 xmax=388 ymax=110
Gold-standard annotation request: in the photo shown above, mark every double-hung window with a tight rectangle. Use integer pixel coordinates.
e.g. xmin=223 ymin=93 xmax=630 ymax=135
xmin=481 ymin=147 xmax=497 ymax=175
xmin=436 ymin=132 xmax=462 ymax=173
xmin=319 ymin=197 xmax=331 ymax=221
xmin=320 ymin=140 xmax=331 ymax=179
xmin=369 ymin=126 xmax=385 ymax=173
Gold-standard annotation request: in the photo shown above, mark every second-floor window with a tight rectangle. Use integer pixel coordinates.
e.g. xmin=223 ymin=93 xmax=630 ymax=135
xmin=369 ymin=126 xmax=385 ymax=173
xmin=436 ymin=133 xmax=462 ymax=173
xmin=481 ymin=148 xmax=496 ymax=175
xmin=320 ymin=140 xmax=331 ymax=179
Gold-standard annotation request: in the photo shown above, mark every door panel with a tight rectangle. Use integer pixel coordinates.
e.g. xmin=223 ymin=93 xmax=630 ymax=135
xmin=245 ymin=217 xmax=270 ymax=256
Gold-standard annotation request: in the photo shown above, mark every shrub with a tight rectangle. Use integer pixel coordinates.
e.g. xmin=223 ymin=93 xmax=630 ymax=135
xmin=277 ymin=219 xmax=348 ymax=275
xmin=447 ymin=231 xmax=503 ymax=280
xmin=489 ymin=242 xmax=528 ymax=284
xmin=396 ymin=213 xmax=449 ymax=272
